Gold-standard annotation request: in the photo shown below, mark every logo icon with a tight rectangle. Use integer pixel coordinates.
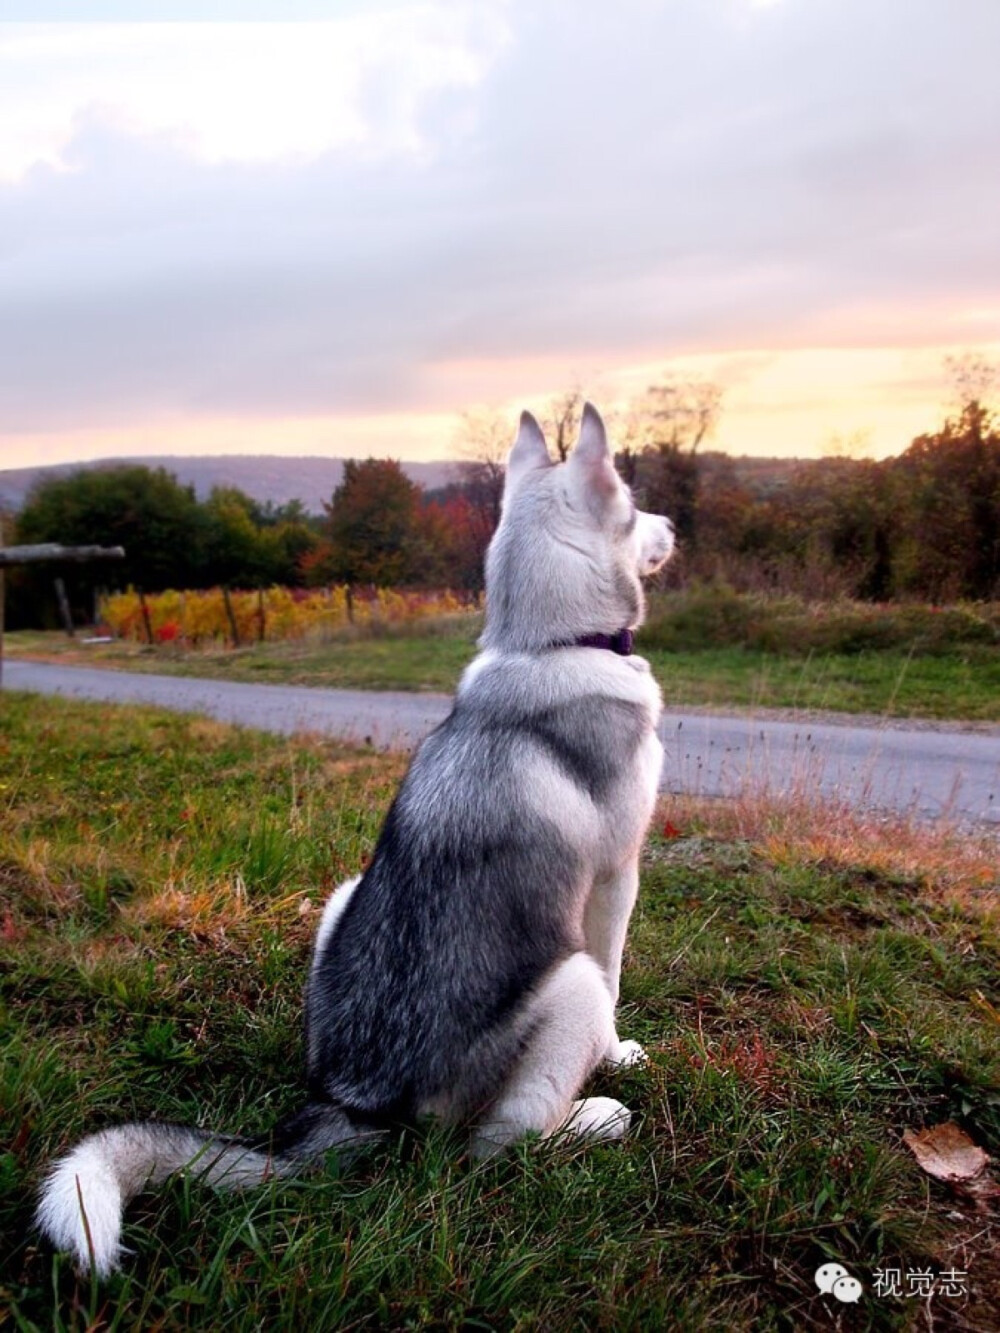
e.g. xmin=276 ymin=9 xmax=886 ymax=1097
xmin=815 ymin=1263 xmax=863 ymax=1303
xmin=832 ymin=1275 xmax=863 ymax=1303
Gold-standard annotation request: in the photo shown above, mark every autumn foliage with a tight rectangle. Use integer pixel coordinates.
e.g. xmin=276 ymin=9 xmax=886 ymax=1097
xmin=643 ymin=399 xmax=1000 ymax=602
xmin=8 ymin=374 xmax=1000 ymax=636
xmin=301 ymin=459 xmax=488 ymax=593
xmin=101 ymin=585 xmax=476 ymax=646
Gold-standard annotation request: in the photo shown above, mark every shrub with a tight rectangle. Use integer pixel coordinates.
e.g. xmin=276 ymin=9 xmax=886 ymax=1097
xmin=101 ymin=586 xmax=479 ymax=646
xmin=643 ymin=587 xmax=1000 ymax=656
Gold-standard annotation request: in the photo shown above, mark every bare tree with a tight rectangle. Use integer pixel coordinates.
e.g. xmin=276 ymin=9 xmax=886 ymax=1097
xmin=626 ymin=372 xmax=724 ymax=548
xmin=453 ymin=409 xmax=512 ymax=530
xmin=542 ymin=386 xmax=584 ymax=462
xmin=635 ymin=373 xmax=723 ymax=454
xmin=945 ymin=352 xmax=997 ymax=417
xmin=823 ymin=428 xmax=873 ymax=460
xmin=448 ymin=409 xmax=516 ymax=585
xmin=612 ymin=405 xmax=650 ymax=486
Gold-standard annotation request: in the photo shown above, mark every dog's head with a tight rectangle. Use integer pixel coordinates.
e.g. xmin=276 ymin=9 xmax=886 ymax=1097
xmin=480 ymin=403 xmax=675 ymax=653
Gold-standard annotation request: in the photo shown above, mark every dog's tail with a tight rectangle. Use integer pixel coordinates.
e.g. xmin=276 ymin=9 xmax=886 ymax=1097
xmin=35 ymin=1102 xmax=376 ymax=1277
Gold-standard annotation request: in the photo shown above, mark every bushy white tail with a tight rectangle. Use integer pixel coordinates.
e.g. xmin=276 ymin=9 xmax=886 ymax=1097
xmin=36 ymin=1105 xmax=368 ymax=1276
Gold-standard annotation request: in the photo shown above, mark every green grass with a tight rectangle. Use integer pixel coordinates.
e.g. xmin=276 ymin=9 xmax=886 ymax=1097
xmin=7 ymin=587 xmax=1000 ymax=720
xmin=3 ymin=621 xmax=477 ymax=694
xmin=2 ymin=693 xmax=999 ymax=1329
xmin=7 ymin=610 xmax=1000 ymax=721
xmin=651 ymin=644 xmax=1000 ymax=719
xmin=644 ymin=588 xmax=1000 ymax=720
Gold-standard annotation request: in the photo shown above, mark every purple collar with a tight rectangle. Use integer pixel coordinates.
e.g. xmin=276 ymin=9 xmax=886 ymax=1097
xmin=570 ymin=629 xmax=635 ymax=657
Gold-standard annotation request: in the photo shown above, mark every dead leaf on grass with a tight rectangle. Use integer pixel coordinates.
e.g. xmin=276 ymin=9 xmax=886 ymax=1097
xmin=903 ymin=1123 xmax=988 ymax=1183
xmin=903 ymin=1122 xmax=1000 ymax=1212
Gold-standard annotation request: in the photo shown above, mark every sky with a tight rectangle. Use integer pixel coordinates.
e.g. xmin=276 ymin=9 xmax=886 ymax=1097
xmin=1 ymin=0 xmax=998 ymax=473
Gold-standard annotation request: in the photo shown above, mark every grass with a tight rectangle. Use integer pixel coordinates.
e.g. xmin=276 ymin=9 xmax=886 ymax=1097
xmin=652 ymin=645 xmax=1000 ymax=720
xmin=2 ymin=693 xmax=999 ymax=1329
xmin=645 ymin=588 xmax=1000 ymax=721
xmin=2 ymin=622 xmax=477 ymax=695
xmin=6 ymin=591 xmax=1000 ymax=720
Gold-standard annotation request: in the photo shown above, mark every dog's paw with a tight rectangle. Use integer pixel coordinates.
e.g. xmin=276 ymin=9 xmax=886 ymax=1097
xmin=604 ymin=1038 xmax=648 ymax=1069
xmin=563 ymin=1097 xmax=631 ymax=1142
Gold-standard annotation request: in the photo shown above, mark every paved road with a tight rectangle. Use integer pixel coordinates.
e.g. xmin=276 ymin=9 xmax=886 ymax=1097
xmin=4 ymin=660 xmax=998 ymax=826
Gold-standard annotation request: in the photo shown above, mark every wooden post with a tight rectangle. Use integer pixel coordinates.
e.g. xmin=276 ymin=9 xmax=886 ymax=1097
xmin=0 ymin=542 xmax=123 ymax=687
xmin=138 ymin=589 xmax=154 ymax=644
xmin=222 ymin=586 xmax=241 ymax=648
xmin=54 ymin=577 xmax=75 ymax=637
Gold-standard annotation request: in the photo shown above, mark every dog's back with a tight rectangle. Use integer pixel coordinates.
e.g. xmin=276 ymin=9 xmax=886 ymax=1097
xmin=306 ymin=650 xmax=659 ymax=1123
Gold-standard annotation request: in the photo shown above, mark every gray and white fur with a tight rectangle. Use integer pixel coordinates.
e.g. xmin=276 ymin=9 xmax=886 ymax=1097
xmin=35 ymin=403 xmax=675 ymax=1277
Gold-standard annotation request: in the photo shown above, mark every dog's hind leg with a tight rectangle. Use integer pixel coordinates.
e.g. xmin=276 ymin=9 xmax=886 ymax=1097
xmin=471 ymin=952 xmax=628 ymax=1156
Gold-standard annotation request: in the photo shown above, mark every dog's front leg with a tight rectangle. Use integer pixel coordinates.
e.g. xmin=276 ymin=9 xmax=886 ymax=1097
xmin=583 ymin=861 xmax=647 ymax=1068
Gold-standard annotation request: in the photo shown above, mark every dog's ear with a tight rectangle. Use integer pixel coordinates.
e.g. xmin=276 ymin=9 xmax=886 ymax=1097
xmin=568 ymin=403 xmax=617 ymax=499
xmin=506 ymin=411 xmax=551 ymax=490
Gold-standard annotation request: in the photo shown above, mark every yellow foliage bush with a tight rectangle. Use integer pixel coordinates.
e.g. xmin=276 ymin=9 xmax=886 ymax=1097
xmin=101 ymin=586 xmax=477 ymax=645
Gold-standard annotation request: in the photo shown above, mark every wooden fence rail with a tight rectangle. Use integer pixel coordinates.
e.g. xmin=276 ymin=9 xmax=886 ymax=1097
xmin=0 ymin=543 xmax=125 ymax=567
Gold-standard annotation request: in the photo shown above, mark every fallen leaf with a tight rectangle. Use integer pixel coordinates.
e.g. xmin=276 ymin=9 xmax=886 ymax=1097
xmin=903 ymin=1122 xmax=989 ymax=1183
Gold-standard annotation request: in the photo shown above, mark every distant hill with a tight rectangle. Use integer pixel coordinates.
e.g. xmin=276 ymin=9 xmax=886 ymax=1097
xmin=0 ymin=450 xmax=816 ymax=516
xmin=0 ymin=454 xmax=459 ymax=514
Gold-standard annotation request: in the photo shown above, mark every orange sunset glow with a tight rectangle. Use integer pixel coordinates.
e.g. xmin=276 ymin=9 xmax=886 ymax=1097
xmin=1 ymin=4 xmax=998 ymax=476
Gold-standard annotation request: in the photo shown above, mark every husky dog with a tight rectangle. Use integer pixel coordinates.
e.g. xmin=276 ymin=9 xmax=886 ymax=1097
xmin=36 ymin=404 xmax=675 ymax=1277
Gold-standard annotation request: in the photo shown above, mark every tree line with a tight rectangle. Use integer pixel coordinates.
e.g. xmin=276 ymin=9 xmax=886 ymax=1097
xmin=3 ymin=458 xmax=491 ymax=630
xmin=457 ymin=366 xmax=1000 ymax=604
xmin=643 ymin=394 xmax=1000 ymax=603
xmin=5 ymin=361 xmax=998 ymax=630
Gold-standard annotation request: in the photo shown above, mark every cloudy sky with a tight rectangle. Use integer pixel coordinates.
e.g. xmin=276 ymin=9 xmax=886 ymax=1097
xmin=1 ymin=0 xmax=998 ymax=471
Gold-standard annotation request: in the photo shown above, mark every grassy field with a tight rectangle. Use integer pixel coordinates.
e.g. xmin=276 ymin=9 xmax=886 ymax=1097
xmin=3 ymin=627 xmax=477 ymax=695
xmin=6 ymin=614 xmax=1000 ymax=722
xmin=2 ymin=693 xmax=999 ymax=1329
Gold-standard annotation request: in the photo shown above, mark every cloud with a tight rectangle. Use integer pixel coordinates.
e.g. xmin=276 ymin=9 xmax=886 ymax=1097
xmin=0 ymin=0 xmax=998 ymax=439
xmin=0 ymin=10 xmax=508 ymax=179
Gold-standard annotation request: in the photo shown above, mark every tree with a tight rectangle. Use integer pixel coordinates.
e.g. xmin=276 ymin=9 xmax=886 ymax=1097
xmin=688 ymin=453 xmax=757 ymax=579
xmin=265 ymin=518 xmax=320 ymax=586
xmin=891 ymin=398 xmax=1000 ymax=600
xmin=638 ymin=375 xmax=723 ymax=455
xmin=320 ymin=458 xmax=427 ymax=588
xmin=452 ymin=410 xmax=514 ymax=582
xmin=454 ymin=410 xmax=510 ymax=525
xmin=628 ymin=373 xmax=724 ymax=548
xmin=419 ymin=489 xmax=490 ymax=592
xmin=944 ymin=352 xmax=997 ymax=417
xmin=15 ymin=465 xmax=203 ymax=593
xmin=200 ymin=486 xmax=272 ymax=587
xmin=796 ymin=458 xmax=897 ymax=601
xmin=542 ymin=387 xmax=584 ymax=463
